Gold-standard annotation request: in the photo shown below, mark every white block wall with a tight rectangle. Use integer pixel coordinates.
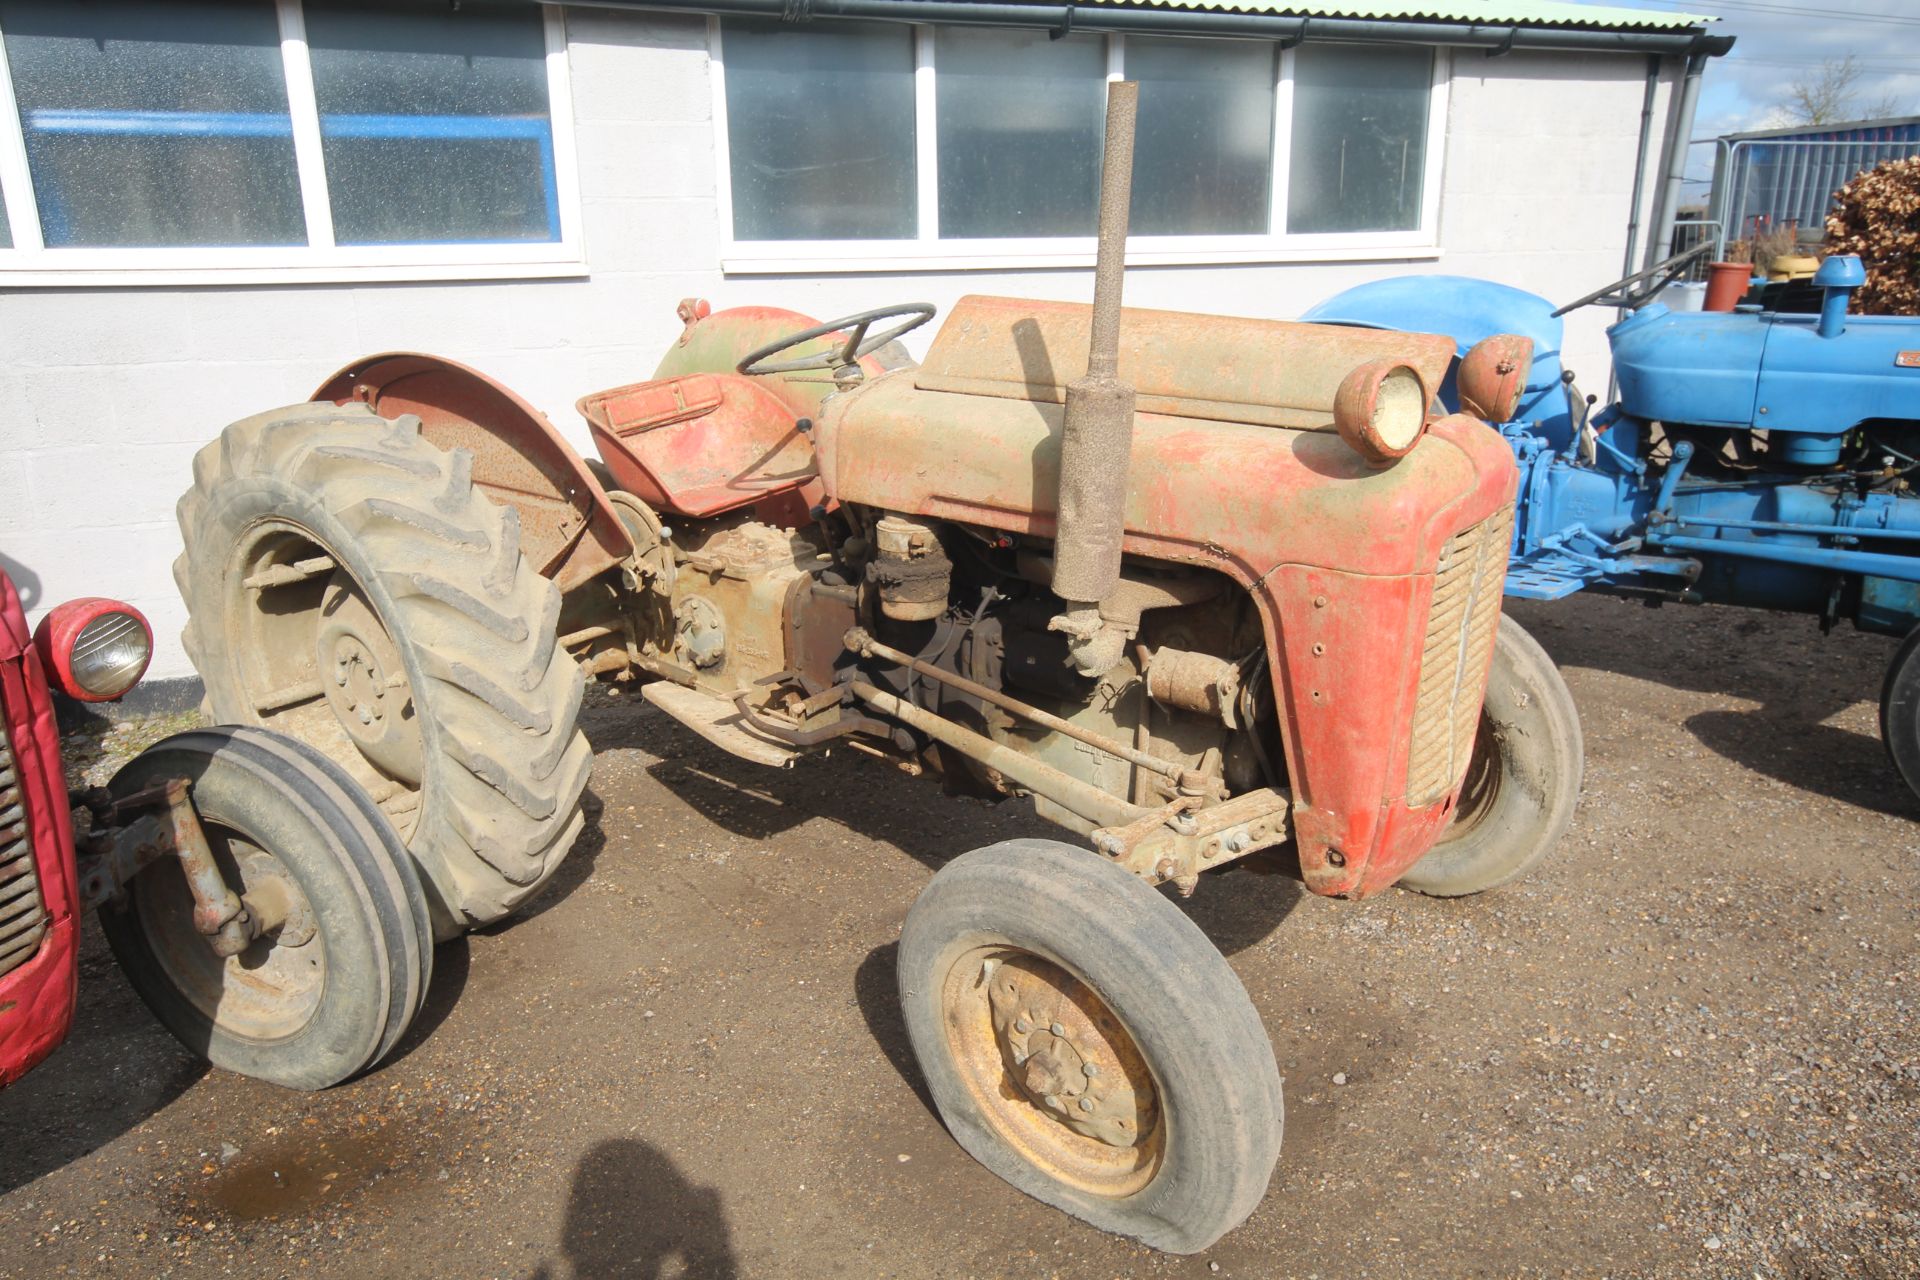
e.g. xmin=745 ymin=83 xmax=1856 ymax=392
xmin=0 ymin=7 xmax=1675 ymax=682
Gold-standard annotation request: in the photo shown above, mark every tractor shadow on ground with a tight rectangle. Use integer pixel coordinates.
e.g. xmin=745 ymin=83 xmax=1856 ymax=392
xmin=380 ymin=934 xmax=469 ymax=1070
xmin=855 ymin=941 xmax=936 ymax=1118
xmin=1507 ymin=596 xmax=1920 ymax=819
xmin=487 ymin=785 xmax=614 ymax=932
xmin=529 ymin=1137 xmax=739 ymax=1280
xmin=0 ymin=922 xmax=209 ymax=1196
xmin=583 ymin=692 xmax=1054 ymax=873
xmin=599 ymin=701 xmax=1313 ymax=956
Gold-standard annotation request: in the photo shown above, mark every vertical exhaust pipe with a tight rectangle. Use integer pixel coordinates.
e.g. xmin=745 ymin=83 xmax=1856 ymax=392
xmin=1051 ymin=80 xmax=1139 ymax=675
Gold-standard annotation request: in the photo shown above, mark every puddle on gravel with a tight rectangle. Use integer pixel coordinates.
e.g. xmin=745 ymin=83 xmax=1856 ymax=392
xmin=202 ymin=1123 xmax=433 ymax=1222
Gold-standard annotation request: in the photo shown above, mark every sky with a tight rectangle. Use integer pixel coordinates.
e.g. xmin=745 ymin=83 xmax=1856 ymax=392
xmin=1571 ymin=0 xmax=1920 ymax=191
xmin=1573 ymin=0 xmax=1920 ymax=134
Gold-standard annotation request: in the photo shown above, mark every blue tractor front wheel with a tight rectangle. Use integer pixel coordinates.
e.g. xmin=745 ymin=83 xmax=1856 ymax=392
xmin=1879 ymin=628 xmax=1920 ymax=800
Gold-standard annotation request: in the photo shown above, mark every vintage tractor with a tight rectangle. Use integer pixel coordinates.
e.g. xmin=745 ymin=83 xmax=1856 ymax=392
xmin=1306 ymin=252 xmax=1920 ymax=797
xmin=0 ymin=569 xmax=431 ymax=1091
xmin=164 ymin=85 xmax=1580 ymax=1251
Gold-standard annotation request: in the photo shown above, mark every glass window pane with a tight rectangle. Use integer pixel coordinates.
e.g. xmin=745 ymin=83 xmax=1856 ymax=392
xmin=1286 ymin=44 xmax=1431 ymax=235
xmin=936 ymin=28 xmax=1103 ymax=239
xmin=0 ymin=195 xmax=10 ymax=249
xmin=0 ymin=0 xmax=303 ymax=248
xmin=305 ymin=0 xmax=557 ymax=245
xmin=721 ymin=20 xmax=915 ymax=242
xmin=1128 ymin=36 xmax=1274 ymax=236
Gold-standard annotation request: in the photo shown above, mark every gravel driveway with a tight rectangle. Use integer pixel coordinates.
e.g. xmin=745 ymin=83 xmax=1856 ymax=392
xmin=2 ymin=591 xmax=1915 ymax=1279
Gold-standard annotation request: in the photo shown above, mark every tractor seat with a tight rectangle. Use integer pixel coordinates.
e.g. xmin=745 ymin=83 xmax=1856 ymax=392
xmin=578 ymin=372 xmax=812 ymax=519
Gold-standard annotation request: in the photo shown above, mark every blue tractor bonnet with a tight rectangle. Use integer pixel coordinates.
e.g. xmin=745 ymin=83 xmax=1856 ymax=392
xmin=1301 ymin=276 xmax=1570 ymax=435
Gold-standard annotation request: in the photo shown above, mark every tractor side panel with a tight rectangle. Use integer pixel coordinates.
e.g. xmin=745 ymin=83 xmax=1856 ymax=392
xmin=818 ymin=377 xmax=1518 ymax=889
xmin=313 ymin=353 xmax=630 ymax=594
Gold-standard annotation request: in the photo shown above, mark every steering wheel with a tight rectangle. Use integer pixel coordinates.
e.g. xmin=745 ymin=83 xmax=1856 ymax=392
xmin=1550 ymin=242 xmax=1714 ymax=318
xmin=735 ymin=303 xmax=936 ymax=378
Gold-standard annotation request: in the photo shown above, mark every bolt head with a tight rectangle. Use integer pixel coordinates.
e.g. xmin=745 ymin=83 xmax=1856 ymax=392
xmin=1079 ymin=1098 xmax=1096 ymax=1112
xmin=1049 ymin=1022 xmax=1066 ymax=1037
xmin=1013 ymin=1019 xmax=1031 ymax=1034
xmin=1083 ymin=1062 xmax=1100 ymax=1078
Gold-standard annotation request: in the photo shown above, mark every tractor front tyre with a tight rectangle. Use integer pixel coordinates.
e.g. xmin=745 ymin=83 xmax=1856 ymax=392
xmin=1397 ymin=616 xmax=1583 ymax=897
xmin=898 ymin=839 xmax=1284 ymax=1254
xmin=100 ymin=728 xmax=432 ymax=1089
xmin=175 ymin=402 xmax=593 ymax=934
xmin=1878 ymin=624 xmax=1920 ymax=801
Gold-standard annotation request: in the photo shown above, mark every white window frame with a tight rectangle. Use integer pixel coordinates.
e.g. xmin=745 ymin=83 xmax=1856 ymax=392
xmin=0 ymin=0 xmax=585 ymax=287
xmin=710 ymin=19 xmax=1449 ymax=275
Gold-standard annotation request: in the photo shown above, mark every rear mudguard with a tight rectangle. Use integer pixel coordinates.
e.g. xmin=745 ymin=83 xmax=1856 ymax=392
xmin=313 ymin=353 xmax=631 ymax=594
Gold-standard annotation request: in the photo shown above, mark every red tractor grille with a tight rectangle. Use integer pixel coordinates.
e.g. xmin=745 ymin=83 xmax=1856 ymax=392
xmin=1406 ymin=504 xmax=1514 ymax=806
xmin=0 ymin=719 xmax=51 ymax=978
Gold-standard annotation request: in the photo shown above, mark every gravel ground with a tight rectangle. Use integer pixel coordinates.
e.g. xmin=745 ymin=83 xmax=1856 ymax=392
xmin=2 ymin=591 xmax=1916 ymax=1279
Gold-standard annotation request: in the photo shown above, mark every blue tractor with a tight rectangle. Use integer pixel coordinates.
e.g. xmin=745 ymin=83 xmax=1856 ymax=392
xmin=1305 ymin=254 xmax=1920 ymax=797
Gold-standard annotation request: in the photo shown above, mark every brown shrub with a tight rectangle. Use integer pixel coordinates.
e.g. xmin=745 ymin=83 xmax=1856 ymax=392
xmin=1825 ymin=155 xmax=1920 ymax=315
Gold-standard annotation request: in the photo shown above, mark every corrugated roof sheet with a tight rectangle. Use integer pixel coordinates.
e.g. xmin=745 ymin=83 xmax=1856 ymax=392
xmin=1063 ymin=0 xmax=1713 ymax=29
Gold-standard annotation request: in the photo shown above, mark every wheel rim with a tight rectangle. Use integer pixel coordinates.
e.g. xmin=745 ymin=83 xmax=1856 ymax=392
xmin=1439 ymin=708 xmax=1502 ymax=841
xmin=940 ymin=943 xmax=1164 ymax=1198
xmin=130 ymin=822 xmax=326 ymax=1042
xmin=226 ymin=519 xmax=423 ymax=839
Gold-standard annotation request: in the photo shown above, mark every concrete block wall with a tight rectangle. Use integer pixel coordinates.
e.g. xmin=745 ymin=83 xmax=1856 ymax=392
xmin=0 ymin=7 xmax=1672 ymax=683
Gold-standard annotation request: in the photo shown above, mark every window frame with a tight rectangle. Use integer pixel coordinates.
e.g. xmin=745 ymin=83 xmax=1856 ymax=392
xmin=0 ymin=0 xmax=585 ymax=287
xmin=710 ymin=19 xmax=1450 ymax=275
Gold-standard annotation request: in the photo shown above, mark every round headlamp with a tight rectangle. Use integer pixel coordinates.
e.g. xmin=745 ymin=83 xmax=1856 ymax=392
xmin=33 ymin=598 xmax=153 ymax=702
xmin=1334 ymin=360 xmax=1430 ymax=467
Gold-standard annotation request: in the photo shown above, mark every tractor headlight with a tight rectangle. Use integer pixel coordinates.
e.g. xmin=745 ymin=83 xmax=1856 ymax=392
xmin=33 ymin=599 xmax=153 ymax=702
xmin=1334 ymin=360 xmax=1429 ymax=467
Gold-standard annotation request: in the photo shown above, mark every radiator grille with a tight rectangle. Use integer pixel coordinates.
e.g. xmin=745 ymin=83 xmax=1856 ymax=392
xmin=1406 ymin=504 xmax=1513 ymax=805
xmin=0 ymin=714 xmax=51 ymax=979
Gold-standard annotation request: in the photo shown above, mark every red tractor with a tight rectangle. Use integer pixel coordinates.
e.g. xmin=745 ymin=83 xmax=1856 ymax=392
xmin=0 ymin=571 xmax=430 ymax=1092
xmin=152 ymin=85 xmax=1577 ymax=1251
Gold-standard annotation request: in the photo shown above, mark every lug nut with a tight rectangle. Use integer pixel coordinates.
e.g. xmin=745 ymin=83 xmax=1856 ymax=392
xmin=1079 ymin=1098 xmax=1096 ymax=1112
xmin=1050 ymin=1022 xmax=1066 ymax=1036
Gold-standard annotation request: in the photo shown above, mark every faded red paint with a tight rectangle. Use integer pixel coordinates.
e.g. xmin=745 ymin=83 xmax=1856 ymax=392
xmin=312 ymin=354 xmax=628 ymax=594
xmin=0 ymin=569 xmax=81 ymax=1087
xmin=1457 ymin=334 xmax=1536 ymax=424
xmin=814 ymin=302 xmax=1517 ymax=894
xmin=578 ymin=372 xmax=810 ymax=520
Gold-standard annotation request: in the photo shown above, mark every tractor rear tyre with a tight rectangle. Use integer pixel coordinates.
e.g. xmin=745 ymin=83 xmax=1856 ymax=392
xmin=175 ymin=403 xmax=592 ymax=934
xmin=1398 ymin=616 xmax=1583 ymax=897
xmin=898 ymin=839 xmax=1283 ymax=1253
xmin=100 ymin=727 xmax=432 ymax=1089
xmin=1878 ymin=624 xmax=1920 ymax=800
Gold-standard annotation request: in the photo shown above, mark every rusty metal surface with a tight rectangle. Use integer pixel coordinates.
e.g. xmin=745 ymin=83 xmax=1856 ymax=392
xmin=1405 ymin=505 xmax=1513 ymax=806
xmin=944 ymin=946 xmax=1163 ymax=1193
xmin=1052 ymin=80 xmax=1140 ymax=610
xmin=846 ymin=628 xmax=1186 ymax=784
xmin=1143 ymin=647 xmax=1241 ymax=726
xmin=652 ymin=304 xmax=892 ymax=425
xmin=1333 ymin=360 xmax=1429 ymax=467
xmin=849 ymin=681 xmax=1148 ymax=831
xmin=1457 ymin=334 xmax=1535 ymax=424
xmin=312 ymin=353 xmax=628 ymax=594
xmin=914 ymin=294 xmax=1457 ymax=432
xmin=578 ymin=372 xmax=812 ymax=520
xmin=820 ymin=378 xmax=1519 ymax=892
